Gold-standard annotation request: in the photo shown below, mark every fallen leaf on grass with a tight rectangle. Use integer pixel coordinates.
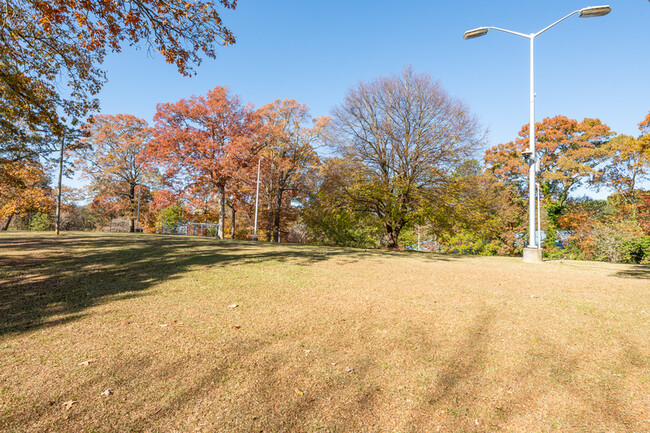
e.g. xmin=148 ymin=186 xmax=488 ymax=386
xmin=101 ymin=389 xmax=113 ymax=397
xmin=228 ymin=303 xmax=239 ymax=309
xmin=159 ymin=324 xmax=168 ymax=327
xmin=232 ymin=324 xmax=241 ymax=329
xmin=345 ymin=367 xmax=355 ymax=373
xmin=62 ymin=400 xmax=77 ymax=410
xmin=78 ymin=359 xmax=95 ymax=366
xmin=294 ymin=388 xmax=304 ymax=396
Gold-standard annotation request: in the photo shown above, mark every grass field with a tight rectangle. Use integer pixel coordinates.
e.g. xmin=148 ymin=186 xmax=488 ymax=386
xmin=0 ymin=232 xmax=648 ymax=432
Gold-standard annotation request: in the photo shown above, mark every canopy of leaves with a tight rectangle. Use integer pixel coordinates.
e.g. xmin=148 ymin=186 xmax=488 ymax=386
xmin=149 ymin=86 xmax=258 ymax=238
xmin=443 ymin=160 xmax=526 ymax=255
xmin=256 ymin=99 xmax=327 ymax=242
xmin=0 ymin=158 xmax=54 ymax=227
xmin=75 ymin=114 xmax=159 ymax=229
xmin=485 ymin=115 xmax=613 ymax=224
xmin=1 ymin=0 xmax=237 ymax=159
xmin=596 ymin=111 xmax=650 ymax=197
xmin=302 ymin=158 xmax=382 ymax=248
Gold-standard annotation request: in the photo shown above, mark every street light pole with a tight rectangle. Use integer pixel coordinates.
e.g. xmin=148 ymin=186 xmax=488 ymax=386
xmin=253 ymin=157 xmax=263 ymax=241
xmin=463 ymin=5 xmax=610 ymax=262
xmin=135 ymin=184 xmax=142 ymax=232
xmin=528 ymin=35 xmax=536 ymax=251
xmin=55 ymin=135 xmax=65 ymax=235
xmin=536 ymin=182 xmax=542 ymax=247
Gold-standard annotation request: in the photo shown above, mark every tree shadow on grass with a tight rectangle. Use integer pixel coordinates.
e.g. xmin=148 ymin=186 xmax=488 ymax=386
xmin=0 ymin=233 xmax=456 ymax=338
xmin=612 ymin=264 xmax=650 ymax=279
xmin=407 ymin=306 xmax=643 ymax=432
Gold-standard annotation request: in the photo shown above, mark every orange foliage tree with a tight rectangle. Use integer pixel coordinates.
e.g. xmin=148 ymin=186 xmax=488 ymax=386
xmin=149 ymin=86 xmax=261 ymax=239
xmin=1 ymin=0 xmax=237 ymax=158
xmin=597 ymin=111 xmax=650 ymax=199
xmin=256 ymin=100 xmax=327 ymax=242
xmin=0 ymin=159 xmax=54 ymax=230
xmin=639 ymin=193 xmax=650 ymax=235
xmin=75 ymin=114 xmax=159 ymax=232
xmin=485 ymin=116 xmax=613 ymax=235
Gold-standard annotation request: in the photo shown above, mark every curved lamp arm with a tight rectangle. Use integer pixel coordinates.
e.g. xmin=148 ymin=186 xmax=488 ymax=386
xmin=534 ymin=10 xmax=581 ymax=37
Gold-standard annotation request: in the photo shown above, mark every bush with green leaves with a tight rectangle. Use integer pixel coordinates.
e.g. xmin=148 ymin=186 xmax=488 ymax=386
xmin=29 ymin=213 xmax=51 ymax=231
xmin=620 ymin=236 xmax=650 ymax=264
xmin=159 ymin=205 xmax=185 ymax=227
xmin=439 ymin=232 xmax=501 ymax=256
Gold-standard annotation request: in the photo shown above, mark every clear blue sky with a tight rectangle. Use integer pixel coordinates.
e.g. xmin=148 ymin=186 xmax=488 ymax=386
xmin=91 ymin=0 xmax=648 ymax=193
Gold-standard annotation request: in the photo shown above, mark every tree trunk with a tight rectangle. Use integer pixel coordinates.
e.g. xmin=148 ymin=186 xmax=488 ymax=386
xmin=1 ymin=214 xmax=14 ymax=231
xmin=217 ymin=184 xmax=225 ymax=239
xmin=265 ymin=199 xmax=273 ymax=242
xmin=385 ymin=221 xmax=402 ymax=249
xmin=231 ymin=206 xmax=236 ymax=239
xmin=273 ymin=189 xmax=283 ymax=243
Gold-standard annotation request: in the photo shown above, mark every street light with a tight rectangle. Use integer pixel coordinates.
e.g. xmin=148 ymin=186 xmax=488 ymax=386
xmin=252 ymin=157 xmax=263 ymax=241
xmin=135 ymin=184 xmax=142 ymax=232
xmin=463 ymin=5 xmax=610 ymax=263
xmin=536 ymin=182 xmax=542 ymax=248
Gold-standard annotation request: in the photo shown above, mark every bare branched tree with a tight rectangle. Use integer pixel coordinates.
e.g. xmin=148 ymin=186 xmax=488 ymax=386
xmin=330 ymin=67 xmax=484 ymax=248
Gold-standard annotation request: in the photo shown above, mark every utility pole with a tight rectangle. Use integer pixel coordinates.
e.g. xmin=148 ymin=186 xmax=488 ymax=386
xmin=135 ymin=184 xmax=142 ymax=232
xmin=55 ymin=136 xmax=65 ymax=235
xmin=253 ymin=157 xmax=263 ymax=241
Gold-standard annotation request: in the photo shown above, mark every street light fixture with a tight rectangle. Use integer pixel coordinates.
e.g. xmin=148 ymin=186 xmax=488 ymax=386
xmin=463 ymin=27 xmax=488 ymax=39
xmin=463 ymin=5 xmax=610 ymax=263
xmin=579 ymin=6 xmax=611 ymax=17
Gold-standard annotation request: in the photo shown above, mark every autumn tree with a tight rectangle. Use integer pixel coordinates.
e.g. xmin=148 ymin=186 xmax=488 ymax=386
xmin=638 ymin=192 xmax=650 ymax=235
xmin=329 ymin=67 xmax=484 ymax=248
xmin=74 ymin=114 xmax=159 ymax=232
xmin=0 ymin=158 xmax=54 ymax=230
xmin=555 ymin=195 xmax=646 ymax=262
xmin=149 ymin=86 xmax=259 ymax=239
xmin=302 ymin=157 xmax=383 ymax=247
xmin=0 ymin=0 xmax=237 ymax=161
xmin=596 ymin=111 xmax=650 ymax=199
xmin=485 ymin=116 xmax=613 ymax=240
xmin=256 ymin=100 xmax=327 ymax=242
xmin=437 ymin=160 xmax=527 ymax=255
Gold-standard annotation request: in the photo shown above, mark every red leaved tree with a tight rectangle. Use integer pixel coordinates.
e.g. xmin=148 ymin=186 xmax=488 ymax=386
xmin=149 ymin=86 xmax=260 ymax=239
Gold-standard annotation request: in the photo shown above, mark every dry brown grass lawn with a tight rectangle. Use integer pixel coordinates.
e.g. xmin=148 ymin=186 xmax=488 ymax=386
xmin=0 ymin=232 xmax=648 ymax=432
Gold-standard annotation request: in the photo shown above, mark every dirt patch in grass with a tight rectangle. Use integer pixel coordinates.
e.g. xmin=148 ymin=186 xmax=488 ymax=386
xmin=1 ymin=232 xmax=648 ymax=432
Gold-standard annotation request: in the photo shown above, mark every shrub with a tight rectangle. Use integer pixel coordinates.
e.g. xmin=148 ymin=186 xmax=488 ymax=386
xmin=159 ymin=205 xmax=185 ymax=226
xmin=29 ymin=213 xmax=51 ymax=231
xmin=620 ymin=237 xmax=650 ymax=264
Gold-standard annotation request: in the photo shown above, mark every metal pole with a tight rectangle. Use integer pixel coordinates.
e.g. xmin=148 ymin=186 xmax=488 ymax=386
xmin=537 ymin=183 xmax=542 ymax=247
xmin=528 ymin=35 xmax=537 ymax=249
xmin=135 ymin=184 xmax=141 ymax=232
xmin=55 ymin=136 xmax=65 ymax=235
xmin=253 ymin=157 xmax=262 ymax=241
